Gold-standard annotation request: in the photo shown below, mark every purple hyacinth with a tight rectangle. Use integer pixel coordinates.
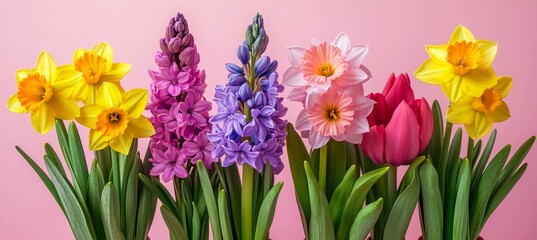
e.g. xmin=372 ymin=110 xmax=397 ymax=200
xmin=148 ymin=12 xmax=215 ymax=181
xmin=209 ymin=14 xmax=288 ymax=174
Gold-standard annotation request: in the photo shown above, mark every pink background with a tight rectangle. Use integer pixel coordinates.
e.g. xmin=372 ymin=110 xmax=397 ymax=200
xmin=1 ymin=0 xmax=536 ymax=239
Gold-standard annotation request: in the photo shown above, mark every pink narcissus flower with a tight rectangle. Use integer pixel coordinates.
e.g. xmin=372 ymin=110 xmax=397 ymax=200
xmin=283 ymin=32 xmax=371 ymax=103
xmin=295 ymin=86 xmax=374 ymax=149
xmin=361 ymin=73 xmax=433 ymax=166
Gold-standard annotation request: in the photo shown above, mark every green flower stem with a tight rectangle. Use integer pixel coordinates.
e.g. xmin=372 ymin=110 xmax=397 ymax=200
xmin=319 ymin=145 xmax=328 ymax=193
xmin=242 ymin=165 xmax=254 ymax=240
xmin=386 ymin=165 xmax=397 ymax=212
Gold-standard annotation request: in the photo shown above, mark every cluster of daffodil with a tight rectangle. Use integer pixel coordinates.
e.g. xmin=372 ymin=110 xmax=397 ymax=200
xmin=8 ymin=43 xmax=157 ymax=240
xmin=8 ymin=43 xmax=154 ymax=153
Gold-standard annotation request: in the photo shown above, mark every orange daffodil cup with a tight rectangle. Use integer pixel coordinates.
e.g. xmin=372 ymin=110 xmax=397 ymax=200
xmin=7 ymin=43 xmax=157 ymax=240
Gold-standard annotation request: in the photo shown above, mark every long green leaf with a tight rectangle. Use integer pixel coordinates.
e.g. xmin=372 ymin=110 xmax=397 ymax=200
xmin=337 ymin=167 xmax=389 ymax=240
xmin=383 ymin=157 xmax=423 ymax=240
xmin=329 ymin=165 xmax=358 ymax=230
xmin=326 ymin=140 xmax=347 ymax=201
xmin=471 ymin=130 xmax=497 ymax=192
xmin=349 ymin=198 xmax=383 ymax=240
xmin=124 ymin=154 xmax=140 ymax=240
xmin=101 ymin=183 xmax=126 ymax=240
xmin=453 ymin=159 xmax=471 ymax=240
xmin=495 ymin=136 xmax=535 ymax=192
xmin=192 ymin=202 xmax=202 ymax=240
xmin=45 ymin=159 xmax=95 ymax=240
xmin=67 ymin=122 xmax=89 ymax=199
xmin=223 ymin=164 xmax=242 ymax=240
xmin=218 ymin=190 xmax=234 ymax=240
xmin=419 ymin=159 xmax=443 ymax=240
xmin=428 ymin=100 xmax=444 ymax=169
xmin=469 ymin=145 xmax=511 ymax=239
xmin=286 ymin=123 xmax=311 ymax=226
xmin=254 ymin=182 xmax=284 ymax=240
xmin=135 ymin=148 xmax=158 ymax=240
xmin=139 ymin=174 xmax=181 ymax=219
xmin=161 ymin=205 xmax=189 ymax=240
xmin=88 ymin=160 xmax=106 ymax=239
xmin=44 ymin=143 xmax=67 ymax=178
xmin=304 ymin=161 xmax=335 ymax=240
xmin=197 ymin=161 xmax=222 ymax=240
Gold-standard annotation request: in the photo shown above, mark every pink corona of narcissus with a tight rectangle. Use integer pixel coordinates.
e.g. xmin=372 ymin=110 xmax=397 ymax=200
xmin=361 ymin=73 xmax=433 ymax=166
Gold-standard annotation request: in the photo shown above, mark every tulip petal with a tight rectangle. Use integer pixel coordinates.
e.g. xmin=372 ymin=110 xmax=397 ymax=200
xmin=100 ymin=63 xmax=131 ymax=83
xmin=121 ymin=89 xmax=148 ymax=118
xmin=446 ymin=96 xmax=475 ymax=124
xmin=288 ymin=47 xmax=305 ymax=66
xmin=96 ymin=83 xmax=122 ymax=108
xmin=426 ymin=44 xmax=449 ymax=65
xmin=465 ymin=113 xmax=492 ymax=139
xmin=309 ymin=131 xmax=330 ymax=149
xmin=295 ymin=109 xmax=311 ymax=132
xmin=77 ymin=105 xmax=102 ymax=128
xmin=89 ymin=130 xmax=111 ymax=151
xmin=92 ymin=42 xmax=114 ymax=71
xmin=127 ymin=116 xmax=155 ymax=138
xmin=332 ymin=32 xmax=351 ymax=54
xmin=495 ymin=76 xmax=512 ymax=98
xmin=49 ymin=96 xmax=80 ymax=120
xmin=37 ymin=51 xmax=57 ymax=83
xmin=462 ymin=68 xmax=497 ymax=97
xmin=385 ymin=102 xmax=420 ymax=166
xmin=346 ymin=45 xmax=368 ymax=68
xmin=414 ymin=59 xmax=454 ymax=84
xmin=416 ymin=98 xmax=433 ymax=153
xmin=488 ymin=103 xmax=510 ymax=123
xmin=449 ymin=25 xmax=476 ymax=44
xmin=31 ymin=104 xmax=55 ymax=134
xmin=383 ymin=73 xmax=415 ymax=112
xmin=361 ymin=126 xmax=385 ymax=165
xmin=282 ymin=67 xmax=307 ymax=87
xmin=476 ymin=40 xmax=498 ymax=69
xmin=7 ymin=94 xmax=26 ymax=113
xmin=110 ymin=133 xmax=134 ymax=155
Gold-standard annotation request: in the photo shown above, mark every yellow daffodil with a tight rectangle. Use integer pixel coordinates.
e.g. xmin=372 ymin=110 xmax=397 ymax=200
xmin=61 ymin=42 xmax=131 ymax=105
xmin=447 ymin=76 xmax=511 ymax=139
xmin=414 ymin=25 xmax=498 ymax=102
xmin=7 ymin=51 xmax=80 ymax=134
xmin=76 ymin=84 xmax=155 ymax=154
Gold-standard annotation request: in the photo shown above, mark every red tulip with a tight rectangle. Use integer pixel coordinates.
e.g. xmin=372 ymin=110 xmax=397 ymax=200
xmin=361 ymin=73 xmax=433 ymax=166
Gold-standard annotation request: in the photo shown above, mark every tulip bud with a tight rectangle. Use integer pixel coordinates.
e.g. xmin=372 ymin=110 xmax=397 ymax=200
xmin=384 ymin=101 xmax=420 ymax=166
xmin=382 ymin=73 xmax=415 ymax=112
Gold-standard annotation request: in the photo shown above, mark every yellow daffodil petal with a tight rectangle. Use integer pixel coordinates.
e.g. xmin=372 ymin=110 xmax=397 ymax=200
xmin=110 ymin=133 xmax=133 ymax=155
xmin=48 ymin=96 xmax=80 ymax=120
xmin=30 ymin=104 xmax=55 ymax=134
xmin=495 ymin=76 xmax=512 ymax=98
xmin=76 ymin=105 xmax=103 ymax=128
xmin=121 ymin=89 xmax=148 ymax=118
xmin=96 ymin=83 xmax=122 ymax=108
xmin=89 ymin=130 xmax=111 ymax=151
xmin=441 ymin=75 xmax=463 ymax=101
xmin=16 ymin=69 xmax=32 ymax=84
xmin=37 ymin=51 xmax=57 ymax=83
xmin=71 ymin=81 xmax=92 ymax=103
xmin=7 ymin=94 xmax=27 ymax=113
xmin=476 ymin=40 xmax=497 ymax=69
xmin=100 ymin=63 xmax=131 ymax=83
xmin=92 ymin=42 xmax=113 ymax=71
xmin=127 ymin=116 xmax=155 ymax=138
xmin=449 ymin=25 xmax=476 ymax=44
xmin=487 ymin=103 xmax=510 ymax=123
xmin=462 ymin=68 xmax=497 ymax=97
xmin=426 ymin=44 xmax=449 ymax=64
xmin=73 ymin=49 xmax=90 ymax=63
xmin=446 ymin=97 xmax=475 ymax=124
xmin=414 ymin=59 xmax=455 ymax=84
xmin=465 ymin=113 xmax=493 ymax=139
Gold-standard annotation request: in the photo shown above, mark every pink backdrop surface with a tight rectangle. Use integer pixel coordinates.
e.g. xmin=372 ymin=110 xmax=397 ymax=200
xmin=1 ymin=0 xmax=536 ymax=239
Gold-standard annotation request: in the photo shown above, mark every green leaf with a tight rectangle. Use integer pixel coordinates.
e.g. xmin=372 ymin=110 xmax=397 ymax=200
xmin=45 ymin=158 xmax=95 ymax=240
xmin=67 ymin=122 xmax=89 ymax=199
xmin=88 ymin=160 xmax=106 ymax=239
xmin=101 ymin=183 xmax=126 ymax=240
xmin=469 ymin=145 xmax=511 ymax=239
xmin=161 ymin=205 xmax=189 ymax=240
xmin=471 ymin=130 xmax=497 ymax=192
xmin=55 ymin=120 xmax=72 ymax=170
xmin=349 ymin=198 xmax=383 ymax=240
xmin=15 ymin=146 xmax=62 ymax=212
xmin=383 ymin=157 xmax=424 ymax=240
xmin=337 ymin=167 xmax=389 ymax=240
xmin=44 ymin=143 xmax=67 ymax=178
xmin=419 ymin=159 xmax=443 ymax=240
xmin=286 ymin=123 xmax=311 ymax=226
xmin=453 ymin=159 xmax=471 ymax=240
xmin=95 ymin=147 xmax=112 ymax=180
xmin=254 ymin=182 xmax=284 ymax=240
xmin=139 ymin=174 xmax=181 ymax=219
xmin=180 ymin=178 xmax=193 ymax=235
xmin=218 ymin=190 xmax=234 ymax=240
xmin=444 ymin=128 xmax=463 ymax=240
xmin=428 ymin=100 xmax=444 ymax=169
xmin=304 ymin=161 xmax=335 ymax=240
xmin=192 ymin=202 xmax=202 ymax=240
xmin=135 ymin=147 xmax=158 ymax=240
xmin=197 ymin=161 xmax=222 ymax=240
xmin=326 ymin=140 xmax=347 ymax=201
xmin=329 ymin=165 xmax=358 ymax=230
xmin=222 ymin=164 xmax=242 ymax=239
xmin=124 ymin=154 xmax=140 ymax=240
xmin=495 ymin=136 xmax=535 ymax=193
